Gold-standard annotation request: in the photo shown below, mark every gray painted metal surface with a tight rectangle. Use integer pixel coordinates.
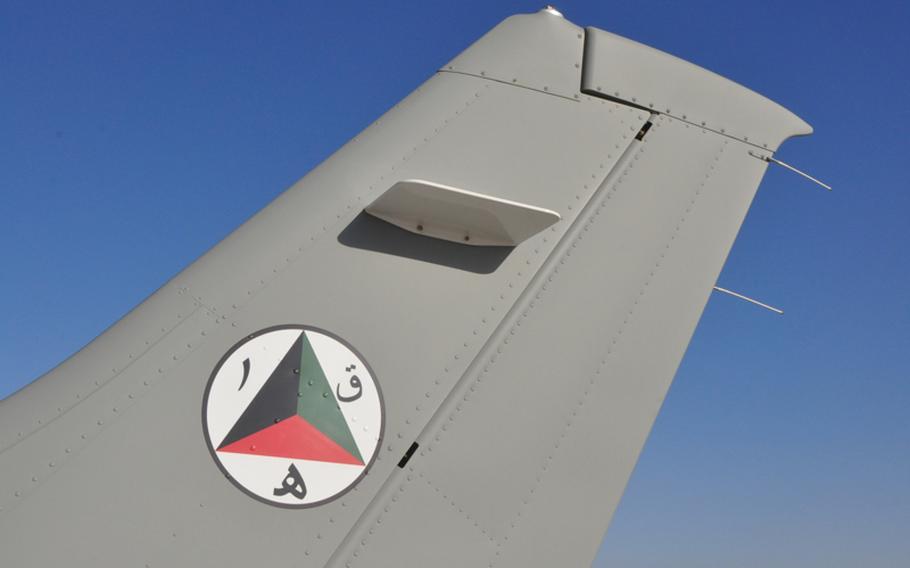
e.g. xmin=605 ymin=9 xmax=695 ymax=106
xmin=581 ymin=26 xmax=812 ymax=150
xmin=0 ymin=8 xmax=811 ymax=567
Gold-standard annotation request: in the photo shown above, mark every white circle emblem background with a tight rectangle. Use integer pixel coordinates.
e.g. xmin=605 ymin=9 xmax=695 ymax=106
xmin=202 ymin=326 xmax=383 ymax=507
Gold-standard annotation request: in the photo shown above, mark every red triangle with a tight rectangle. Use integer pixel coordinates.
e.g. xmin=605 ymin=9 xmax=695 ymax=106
xmin=217 ymin=415 xmax=363 ymax=465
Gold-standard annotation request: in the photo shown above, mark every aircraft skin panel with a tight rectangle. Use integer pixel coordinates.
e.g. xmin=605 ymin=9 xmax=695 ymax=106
xmin=0 ymin=280 xmax=204 ymax=451
xmin=443 ymin=12 xmax=584 ymax=99
xmin=402 ymin=118 xmax=734 ymax=538
xmin=582 ymin=26 xmax=813 ymax=151
xmin=0 ymin=71 xmax=648 ymax=567
xmin=347 ymin=476 xmax=499 ymax=567
xmin=0 ymin=69 xmax=634 ymax=450
xmin=448 ymin=119 xmax=766 ymax=567
xmin=327 ymin=115 xmax=769 ymax=567
xmin=494 ymin=125 xmax=767 ymax=566
xmin=0 ymin=9 xmax=810 ymax=568
xmin=0 ymin=68 xmax=482 ymax=450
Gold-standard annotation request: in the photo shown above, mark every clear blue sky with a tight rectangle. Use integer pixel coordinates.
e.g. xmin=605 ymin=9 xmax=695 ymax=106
xmin=1 ymin=1 xmax=907 ymax=566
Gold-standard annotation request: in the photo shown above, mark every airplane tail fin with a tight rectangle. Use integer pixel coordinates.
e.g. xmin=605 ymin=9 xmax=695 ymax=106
xmin=0 ymin=9 xmax=810 ymax=568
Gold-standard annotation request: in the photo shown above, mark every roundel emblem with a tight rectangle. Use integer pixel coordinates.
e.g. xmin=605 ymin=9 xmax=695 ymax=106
xmin=202 ymin=325 xmax=384 ymax=507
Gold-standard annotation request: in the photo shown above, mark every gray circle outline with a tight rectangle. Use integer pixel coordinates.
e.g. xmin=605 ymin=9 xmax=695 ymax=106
xmin=201 ymin=324 xmax=385 ymax=509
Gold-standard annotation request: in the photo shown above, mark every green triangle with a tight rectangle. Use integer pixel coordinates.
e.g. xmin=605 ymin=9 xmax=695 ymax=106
xmin=295 ymin=333 xmax=364 ymax=464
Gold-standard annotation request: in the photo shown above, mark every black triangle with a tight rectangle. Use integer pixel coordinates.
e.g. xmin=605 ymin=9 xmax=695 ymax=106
xmin=217 ymin=335 xmax=302 ymax=449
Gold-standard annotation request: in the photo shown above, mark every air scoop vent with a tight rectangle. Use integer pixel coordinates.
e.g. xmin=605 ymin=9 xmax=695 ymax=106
xmin=365 ymin=179 xmax=561 ymax=247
